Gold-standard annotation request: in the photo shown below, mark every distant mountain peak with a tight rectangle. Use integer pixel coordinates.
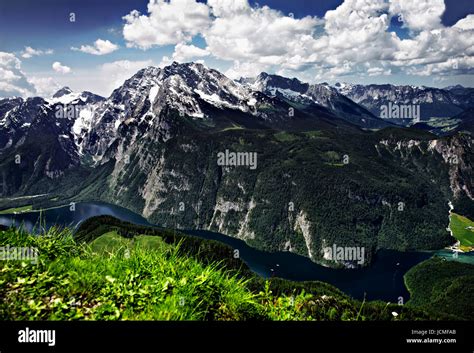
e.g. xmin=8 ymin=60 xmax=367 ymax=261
xmin=256 ymin=72 xmax=270 ymax=79
xmin=238 ymin=72 xmax=388 ymax=128
xmin=49 ymin=86 xmax=104 ymax=106
xmin=52 ymin=86 xmax=73 ymax=98
xmin=444 ymin=84 xmax=465 ymax=90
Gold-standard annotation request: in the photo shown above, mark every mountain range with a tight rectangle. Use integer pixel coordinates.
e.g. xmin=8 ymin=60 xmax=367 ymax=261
xmin=0 ymin=62 xmax=473 ymax=268
xmin=335 ymin=82 xmax=474 ymax=134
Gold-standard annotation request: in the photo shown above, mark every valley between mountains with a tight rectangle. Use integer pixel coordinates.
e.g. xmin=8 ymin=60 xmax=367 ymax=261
xmin=0 ymin=61 xmax=473 ymax=269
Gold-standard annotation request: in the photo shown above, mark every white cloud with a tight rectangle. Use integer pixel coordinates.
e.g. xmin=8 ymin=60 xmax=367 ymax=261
xmin=159 ymin=52 xmax=207 ymax=70
xmin=0 ymin=52 xmax=36 ymax=97
xmin=389 ymin=0 xmax=445 ymax=32
xmin=27 ymin=60 xmax=157 ymax=97
xmin=367 ymin=67 xmax=392 ymax=76
xmin=21 ymin=46 xmax=53 ymax=59
xmin=0 ymin=52 xmax=21 ymax=70
xmin=71 ymin=39 xmax=119 ymax=55
xmin=122 ymin=0 xmax=211 ymax=49
xmin=392 ymin=16 xmax=474 ymax=78
xmin=318 ymin=0 xmax=397 ymax=70
xmin=406 ymin=56 xmax=474 ymax=76
xmin=118 ymin=0 xmax=474 ymax=82
xmin=0 ymin=67 xmax=20 ymax=81
xmin=225 ymin=61 xmax=269 ymax=80
xmin=453 ymin=14 xmax=474 ymax=31
xmin=158 ymin=56 xmax=173 ymax=68
xmin=27 ymin=77 xmax=61 ymax=97
xmin=52 ymin=62 xmax=72 ymax=74
xmin=204 ymin=1 xmax=322 ymax=69
xmin=172 ymin=43 xmax=209 ymax=62
xmin=207 ymin=0 xmax=249 ymax=17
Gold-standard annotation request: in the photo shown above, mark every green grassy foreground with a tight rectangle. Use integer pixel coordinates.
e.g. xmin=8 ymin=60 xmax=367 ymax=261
xmin=449 ymin=212 xmax=474 ymax=251
xmin=0 ymin=218 xmax=443 ymax=321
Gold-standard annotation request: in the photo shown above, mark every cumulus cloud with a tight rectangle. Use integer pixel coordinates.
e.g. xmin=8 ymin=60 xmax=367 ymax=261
xmin=0 ymin=52 xmax=36 ymax=97
xmin=71 ymin=39 xmax=119 ymax=55
xmin=52 ymin=62 xmax=72 ymax=74
xmin=389 ymin=0 xmax=445 ymax=32
xmin=453 ymin=14 xmax=474 ymax=30
xmin=394 ymin=28 xmax=472 ymax=64
xmin=27 ymin=77 xmax=61 ymax=97
xmin=319 ymin=0 xmax=396 ymax=67
xmin=119 ymin=0 xmax=474 ymax=81
xmin=207 ymin=0 xmax=249 ymax=17
xmin=205 ymin=1 xmax=322 ymax=70
xmin=0 ymin=54 xmax=21 ymax=70
xmin=406 ymin=56 xmax=474 ymax=76
xmin=171 ymin=43 xmax=209 ymax=62
xmin=21 ymin=46 xmax=54 ymax=59
xmin=122 ymin=0 xmax=211 ymax=49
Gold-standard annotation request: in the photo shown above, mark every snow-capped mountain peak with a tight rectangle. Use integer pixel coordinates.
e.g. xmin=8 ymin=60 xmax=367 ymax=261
xmin=48 ymin=87 xmax=104 ymax=105
xmin=240 ymin=73 xmax=388 ymax=128
xmin=109 ymin=62 xmax=260 ymax=121
xmin=1 ymin=61 xmax=472 ymax=176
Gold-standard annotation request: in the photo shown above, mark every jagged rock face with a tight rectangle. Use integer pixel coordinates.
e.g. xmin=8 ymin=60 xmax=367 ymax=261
xmin=108 ymin=62 xmax=262 ymax=117
xmin=77 ymin=62 xmax=363 ymax=164
xmin=78 ymin=62 xmax=278 ymax=160
xmin=242 ymin=73 xmax=390 ymax=129
xmin=335 ymin=83 xmax=474 ymax=121
xmin=0 ymin=97 xmax=39 ymax=149
xmin=0 ymin=88 xmax=107 ymax=193
xmin=375 ymin=133 xmax=473 ymax=202
xmin=428 ymin=136 xmax=473 ymax=201
xmin=445 ymin=86 xmax=474 ymax=109
xmin=0 ymin=97 xmax=81 ymax=195
xmin=242 ymin=72 xmax=309 ymax=94
xmin=1 ymin=62 xmax=317 ymax=192
xmin=0 ymin=88 xmax=106 ymax=152
xmin=0 ymin=97 xmax=79 ymax=154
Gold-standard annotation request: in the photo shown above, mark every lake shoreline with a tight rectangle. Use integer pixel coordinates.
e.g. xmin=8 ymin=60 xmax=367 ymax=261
xmin=0 ymin=200 xmax=437 ymax=302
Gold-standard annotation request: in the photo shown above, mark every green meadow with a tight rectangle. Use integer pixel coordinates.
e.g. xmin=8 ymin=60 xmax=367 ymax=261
xmin=0 ymin=218 xmax=440 ymax=321
xmin=0 ymin=205 xmax=33 ymax=214
xmin=450 ymin=213 xmax=474 ymax=251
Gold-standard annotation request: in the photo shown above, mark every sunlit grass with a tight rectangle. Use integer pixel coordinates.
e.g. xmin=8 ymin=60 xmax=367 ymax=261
xmin=0 ymin=227 xmax=260 ymax=320
xmin=0 ymin=205 xmax=33 ymax=214
xmin=450 ymin=213 xmax=474 ymax=251
xmin=0 ymin=226 xmax=436 ymax=321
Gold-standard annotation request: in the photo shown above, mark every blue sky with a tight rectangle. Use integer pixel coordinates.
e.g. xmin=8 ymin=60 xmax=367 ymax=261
xmin=0 ymin=0 xmax=473 ymax=97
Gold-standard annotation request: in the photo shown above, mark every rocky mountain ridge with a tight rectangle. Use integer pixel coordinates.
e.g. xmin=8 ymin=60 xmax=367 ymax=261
xmin=0 ymin=62 xmax=472 ymax=268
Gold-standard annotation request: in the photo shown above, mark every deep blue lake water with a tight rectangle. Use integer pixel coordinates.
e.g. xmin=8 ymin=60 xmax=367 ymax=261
xmin=1 ymin=201 xmax=457 ymax=302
